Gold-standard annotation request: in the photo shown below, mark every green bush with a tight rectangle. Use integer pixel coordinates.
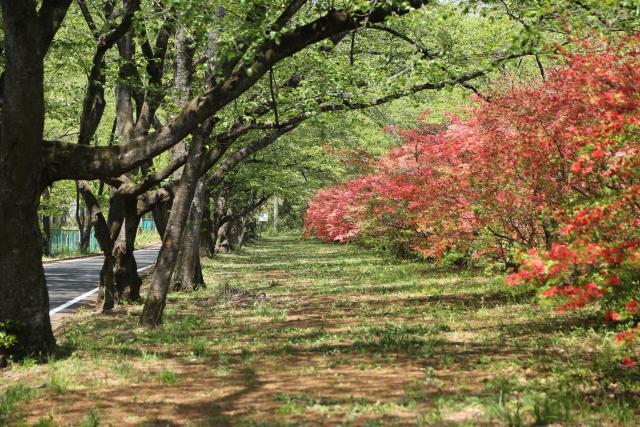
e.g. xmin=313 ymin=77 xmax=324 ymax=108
xmin=0 ymin=320 xmax=20 ymax=352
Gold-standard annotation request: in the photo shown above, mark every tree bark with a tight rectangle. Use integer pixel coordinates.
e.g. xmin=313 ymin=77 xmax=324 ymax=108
xmin=95 ymin=190 xmax=126 ymax=311
xmin=165 ymin=27 xmax=194 ymax=292
xmin=210 ymin=187 xmax=229 ymax=254
xmin=0 ymin=2 xmax=56 ymax=356
xmin=229 ymin=219 xmax=247 ymax=250
xmin=75 ymin=182 xmax=92 ymax=253
xmin=199 ymin=191 xmax=216 ymax=258
xmin=178 ymin=178 xmax=206 ymax=291
xmin=42 ymin=187 xmax=51 ymax=256
xmin=215 ymin=217 xmax=232 ymax=254
xmin=112 ymin=198 xmax=142 ymax=301
xmin=140 ymin=122 xmax=209 ymax=327
xmin=152 ymin=202 xmax=170 ymax=238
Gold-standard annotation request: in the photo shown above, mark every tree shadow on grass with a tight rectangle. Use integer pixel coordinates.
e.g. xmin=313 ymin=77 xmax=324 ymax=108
xmin=25 ymin=363 xmax=265 ymax=427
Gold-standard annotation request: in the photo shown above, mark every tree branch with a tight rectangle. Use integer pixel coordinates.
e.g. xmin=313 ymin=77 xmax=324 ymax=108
xmin=37 ymin=0 xmax=73 ymax=53
xmin=45 ymin=1 xmax=432 ymax=181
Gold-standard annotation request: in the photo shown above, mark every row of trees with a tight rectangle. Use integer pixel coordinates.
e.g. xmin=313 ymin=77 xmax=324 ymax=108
xmin=304 ymin=35 xmax=640 ymax=359
xmin=0 ymin=0 xmax=509 ymax=358
xmin=0 ymin=0 xmax=633 ymax=358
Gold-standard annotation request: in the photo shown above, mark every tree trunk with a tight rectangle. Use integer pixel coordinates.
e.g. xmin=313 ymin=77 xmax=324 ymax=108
xmin=230 ymin=219 xmax=247 ymax=250
xmin=75 ymin=182 xmax=92 ymax=253
xmin=244 ymin=218 xmax=258 ymax=242
xmin=152 ymin=202 xmax=170 ymax=238
xmin=178 ymin=178 xmax=206 ymax=291
xmin=113 ymin=198 xmax=142 ymax=302
xmin=97 ymin=256 xmax=117 ymax=311
xmin=42 ymin=187 xmax=51 ymax=256
xmin=95 ymin=190 xmax=125 ymax=311
xmin=215 ymin=218 xmax=232 ymax=254
xmin=79 ymin=230 xmax=91 ymax=253
xmin=212 ymin=188 xmax=229 ymax=254
xmin=76 ymin=181 xmax=117 ymax=312
xmin=0 ymin=2 xmax=55 ymax=357
xmin=171 ymin=244 xmax=185 ymax=291
xmin=140 ymin=122 xmax=209 ymax=327
xmin=199 ymin=192 xmax=216 ymax=258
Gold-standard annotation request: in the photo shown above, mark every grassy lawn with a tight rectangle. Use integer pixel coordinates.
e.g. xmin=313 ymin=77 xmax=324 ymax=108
xmin=2 ymin=234 xmax=639 ymax=426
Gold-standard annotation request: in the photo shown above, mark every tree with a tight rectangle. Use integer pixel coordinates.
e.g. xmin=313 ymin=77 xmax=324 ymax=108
xmin=2 ymin=0 xmax=444 ymax=356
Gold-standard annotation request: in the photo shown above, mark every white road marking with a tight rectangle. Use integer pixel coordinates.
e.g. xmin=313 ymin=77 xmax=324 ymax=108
xmin=48 ymin=264 xmax=155 ymax=316
xmin=49 ymin=287 xmax=99 ymax=316
xmin=137 ymin=264 xmax=154 ymax=273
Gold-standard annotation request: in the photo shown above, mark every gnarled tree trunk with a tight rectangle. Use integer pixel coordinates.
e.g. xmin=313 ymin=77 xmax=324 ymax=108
xmin=140 ymin=122 xmax=210 ymax=327
xmin=199 ymin=192 xmax=216 ymax=258
xmin=215 ymin=216 xmax=232 ymax=254
xmin=75 ymin=181 xmax=93 ymax=253
xmin=112 ymin=198 xmax=142 ymax=301
xmin=95 ymin=190 xmax=125 ymax=311
xmin=0 ymin=2 xmax=58 ymax=357
xmin=177 ymin=178 xmax=206 ymax=291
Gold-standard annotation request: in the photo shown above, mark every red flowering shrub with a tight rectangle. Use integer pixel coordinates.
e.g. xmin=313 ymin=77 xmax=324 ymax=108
xmin=504 ymin=37 xmax=640 ymax=333
xmin=303 ymin=185 xmax=363 ymax=243
xmin=305 ymin=36 xmax=640 ymax=358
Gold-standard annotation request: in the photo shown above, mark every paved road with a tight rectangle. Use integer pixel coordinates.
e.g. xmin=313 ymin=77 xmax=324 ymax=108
xmin=45 ymin=245 xmax=160 ymax=316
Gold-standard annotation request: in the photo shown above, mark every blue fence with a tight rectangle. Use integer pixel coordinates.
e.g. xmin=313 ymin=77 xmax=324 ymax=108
xmin=140 ymin=218 xmax=155 ymax=232
xmin=47 ymin=219 xmax=157 ymax=255
xmin=48 ymin=229 xmax=101 ymax=255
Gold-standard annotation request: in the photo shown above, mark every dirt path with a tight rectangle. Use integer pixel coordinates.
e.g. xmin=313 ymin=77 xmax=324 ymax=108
xmin=1 ymin=235 xmax=638 ymax=426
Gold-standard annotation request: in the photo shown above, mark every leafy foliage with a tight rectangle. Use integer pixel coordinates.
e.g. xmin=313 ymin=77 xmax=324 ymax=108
xmin=0 ymin=321 xmax=21 ymax=352
xmin=305 ymin=34 xmax=640 ymax=360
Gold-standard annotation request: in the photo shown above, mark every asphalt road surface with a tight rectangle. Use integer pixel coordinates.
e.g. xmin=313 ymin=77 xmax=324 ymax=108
xmin=45 ymin=245 xmax=160 ymax=316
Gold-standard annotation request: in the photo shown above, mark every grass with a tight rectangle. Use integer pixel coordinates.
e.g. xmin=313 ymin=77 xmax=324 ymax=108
xmin=133 ymin=230 xmax=161 ymax=249
xmin=159 ymin=369 xmax=178 ymax=384
xmin=0 ymin=385 xmax=32 ymax=424
xmin=1 ymin=233 xmax=639 ymax=425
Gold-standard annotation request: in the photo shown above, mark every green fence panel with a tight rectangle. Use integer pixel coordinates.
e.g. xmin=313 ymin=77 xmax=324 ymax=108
xmin=140 ymin=218 xmax=155 ymax=232
xmin=48 ymin=230 xmax=92 ymax=255
xmin=48 ymin=219 xmax=156 ymax=255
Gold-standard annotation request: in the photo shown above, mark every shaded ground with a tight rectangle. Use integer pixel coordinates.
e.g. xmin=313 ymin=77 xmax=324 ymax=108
xmin=1 ymin=234 xmax=639 ymax=426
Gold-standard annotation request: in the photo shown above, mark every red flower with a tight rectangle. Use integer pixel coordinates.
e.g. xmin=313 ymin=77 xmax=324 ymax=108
xmin=604 ymin=311 xmax=621 ymax=322
xmin=608 ymin=275 xmax=621 ymax=286
xmin=505 ymin=274 xmax=521 ymax=286
xmin=616 ymin=330 xmax=635 ymax=344
xmin=626 ymin=299 xmax=638 ymax=314
xmin=621 ymin=356 xmax=635 ymax=367
xmin=542 ymin=286 xmax=560 ymax=298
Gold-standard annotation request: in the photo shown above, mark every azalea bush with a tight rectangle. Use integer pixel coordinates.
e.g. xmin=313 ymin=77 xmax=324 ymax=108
xmin=304 ymin=35 xmax=640 ymax=361
xmin=505 ymin=36 xmax=640 ymax=361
